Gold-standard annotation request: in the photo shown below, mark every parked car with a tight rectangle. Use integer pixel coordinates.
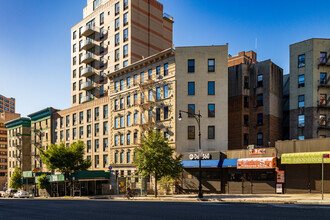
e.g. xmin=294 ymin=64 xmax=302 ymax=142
xmin=13 ymin=191 xmax=30 ymax=198
xmin=0 ymin=191 xmax=5 ymax=197
xmin=4 ymin=189 xmax=17 ymax=198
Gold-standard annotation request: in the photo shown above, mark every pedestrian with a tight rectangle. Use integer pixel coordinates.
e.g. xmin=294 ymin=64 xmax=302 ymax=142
xmin=126 ymin=187 xmax=131 ymax=199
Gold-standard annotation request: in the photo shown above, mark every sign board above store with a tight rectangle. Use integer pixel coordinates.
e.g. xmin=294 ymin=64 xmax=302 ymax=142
xmin=281 ymin=152 xmax=330 ymax=164
xmin=249 ymin=148 xmax=266 ymax=155
xmin=189 ymin=153 xmax=211 ymax=160
xmin=237 ymin=157 xmax=277 ymax=169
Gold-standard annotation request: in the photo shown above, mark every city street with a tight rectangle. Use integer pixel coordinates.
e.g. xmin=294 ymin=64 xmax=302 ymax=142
xmin=0 ymin=199 xmax=330 ymax=219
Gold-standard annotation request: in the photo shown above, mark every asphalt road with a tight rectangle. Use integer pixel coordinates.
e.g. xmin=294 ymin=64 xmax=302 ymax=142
xmin=0 ymin=199 xmax=330 ymax=220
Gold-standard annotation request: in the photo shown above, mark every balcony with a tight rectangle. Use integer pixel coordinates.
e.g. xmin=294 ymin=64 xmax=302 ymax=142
xmin=317 ymin=99 xmax=330 ymax=110
xmin=81 ymin=39 xmax=96 ymax=51
xmin=81 ymin=24 xmax=96 ymax=37
xmin=81 ymin=95 xmax=93 ymax=103
xmin=81 ymin=81 xmax=96 ymax=90
xmin=81 ymin=66 xmax=96 ymax=77
xmin=81 ymin=52 xmax=96 ymax=64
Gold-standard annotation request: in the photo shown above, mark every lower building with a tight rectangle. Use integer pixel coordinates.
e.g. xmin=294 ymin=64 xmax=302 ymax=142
xmin=5 ymin=118 xmax=31 ymax=184
xmin=0 ymin=112 xmax=20 ymax=190
xmin=228 ymin=58 xmax=283 ymax=149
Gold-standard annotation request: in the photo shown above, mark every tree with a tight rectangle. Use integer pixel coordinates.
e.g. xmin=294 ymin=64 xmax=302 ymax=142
xmin=37 ymin=174 xmax=49 ymax=190
xmin=10 ymin=166 xmax=22 ymax=190
xmin=39 ymin=141 xmax=91 ymax=196
xmin=134 ymin=129 xmax=183 ymax=197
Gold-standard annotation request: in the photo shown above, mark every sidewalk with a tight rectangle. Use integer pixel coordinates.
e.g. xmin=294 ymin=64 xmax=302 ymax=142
xmin=32 ymin=193 xmax=330 ymax=204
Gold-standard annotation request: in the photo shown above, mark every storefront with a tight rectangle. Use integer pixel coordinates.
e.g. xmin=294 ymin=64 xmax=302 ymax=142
xmin=180 ymin=152 xmax=225 ymax=193
xmin=225 ymin=157 xmax=277 ymax=194
xmin=281 ymin=151 xmax=330 ymax=194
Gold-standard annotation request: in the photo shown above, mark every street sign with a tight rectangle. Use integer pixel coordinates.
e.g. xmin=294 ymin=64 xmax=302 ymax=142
xmin=108 ymin=166 xmax=112 ymax=170
xmin=323 ymin=154 xmax=330 ymax=159
xmin=32 ymin=168 xmax=38 ymax=173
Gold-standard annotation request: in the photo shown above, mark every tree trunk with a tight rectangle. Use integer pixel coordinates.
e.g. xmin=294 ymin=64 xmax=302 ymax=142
xmin=154 ymin=173 xmax=158 ymax=198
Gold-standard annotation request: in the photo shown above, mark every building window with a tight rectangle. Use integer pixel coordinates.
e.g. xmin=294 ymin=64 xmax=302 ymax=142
xmin=120 ymin=152 xmax=124 ymax=163
xmin=298 ymin=75 xmax=305 ymax=88
xmin=244 ymin=134 xmax=249 ymax=146
xmin=73 ymin=128 xmax=77 ymax=140
xmin=257 ymin=94 xmax=263 ymax=106
xmin=298 ymin=115 xmax=305 ymax=127
xmin=320 ymin=94 xmax=327 ymax=105
xmin=123 ymin=13 xmax=128 ymax=26
xmin=103 ymin=121 xmax=108 ymax=135
xmin=100 ymin=12 xmax=104 ymax=25
xmin=103 ymin=138 xmax=108 ymax=151
xmin=208 ymin=104 xmax=215 ymax=117
xmin=244 ymin=76 xmax=249 ymax=89
xmin=95 ymin=139 xmax=99 ymax=152
xmin=298 ymin=95 xmax=305 ymax=108
xmin=66 ymin=116 xmax=70 ymax=127
xmin=73 ymin=31 xmax=77 ymax=40
xmin=143 ymin=70 xmax=150 ymax=81
xmin=257 ymin=74 xmax=263 ymax=87
xmin=115 ymin=135 xmax=119 ymax=146
xmin=123 ymin=0 xmax=129 ymax=9
xmin=120 ymin=135 xmax=124 ymax=145
xmin=156 ymin=87 xmax=161 ymax=100
xmin=87 ymin=125 xmax=91 ymax=138
xmin=257 ymin=133 xmax=263 ymax=145
xmin=127 ymin=151 xmax=131 ymax=163
xmin=208 ymin=126 xmax=215 ymax=139
xmin=208 ymin=81 xmax=215 ymax=95
xmin=148 ymin=90 xmax=153 ymax=101
xmin=127 ymin=96 xmax=131 ymax=106
xmin=188 ymin=126 xmax=195 ymax=139
xmin=123 ymin=60 xmax=128 ymax=67
xmin=156 ymin=108 xmax=161 ymax=121
xmin=164 ymin=63 xmax=168 ymax=76
xmin=127 ymin=114 xmax=131 ymax=126
xmin=156 ymin=66 xmax=161 ymax=77
xmin=115 ymin=18 xmax=120 ymax=31
xmin=115 ymin=152 xmax=118 ymax=163
xmin=73 ymin=44 xmax=77 ymax=53
xmin=244 ymin=115 xmax=249 ymax=126
xmin=164 ymin=106 xmax=169 ymax=120
xmin=188 ymin=59 xmax=195 ymax=73
xmin=123 ymin=28 xmax=128 ymax=42
xmin=115 ymin=33 xmax=120 ymax=46
xmin=298 ymin=54 xmax=305 ymax=68
xmin=188 ymin=82 xmax=195 ymax=95
xmin=95 ymin=155 xmax=99 ymax=168
xmin=320 ymin=115 xmax=326 ymax=126
xmin=208 ymin=59 xmax=215 ymax=72
xmin=73 ymin=57 xmax=76 ymax=65
xmin=120 ymin=116 xmax=124 ymax=127
xmin=103 ymin=155 xmax=108 ymax=168
xmin=79 ymin=127 xmax=83 ymax=139
xmin=95 ymin=123 xmax=99 ymax=136
xmin=127 ymin=133 xmax=131 ymax=145
xmin=73 ymin=69 xmax=76 ymax=78
xmin=103 ymin=105 xmax=108 ymax=118
xmin=95 ymin=107 xmax=99 ymax=120
xmin=244 ymin=96 xmax=249 ymax=108
xmin=140 ymin=72 xmax=145 ymax=83
xmin=298 ymin=136 xmax=305 ymax=140
xmin=123 ymin=44 xmax=128 ymax=58
xmin=164 ymin=85 xmax=169 ymax=98
xmin=73 ymin=95 xmax=76 ymax=104
xmin=100 ymin=27 xmax=104 ymax=39
xmin=320 ymin=72 xmax=327 ymax=84
xmin=87 ymin=141 xmax=91 ymax=153
xmin=118 ymin=81 xmax=124 ymax=92
xmin=115 ymin=2 xmax=120 ymax=15
xmin=257 ymin=113 xmax=263 ymax=125
xmin=188 ymin=104 xmax=195 ymax=117
xmin=320 ymin=52 xmax=327 ymax=64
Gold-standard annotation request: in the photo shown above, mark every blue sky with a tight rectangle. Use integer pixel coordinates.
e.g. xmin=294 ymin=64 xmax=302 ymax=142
xmin=0 ymin=0 xmax=329 ymax=117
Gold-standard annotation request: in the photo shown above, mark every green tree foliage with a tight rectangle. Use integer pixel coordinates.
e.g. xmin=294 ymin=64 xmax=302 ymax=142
xmin=10 ymin=166 xmax=22 ymax=190
xmin=39 ymin=141 xmax=91 ymax=195
xmin=134 ymin=129 xmax=182 ymax=197
xmin=37 ymin=174 xmax=49 ymax=190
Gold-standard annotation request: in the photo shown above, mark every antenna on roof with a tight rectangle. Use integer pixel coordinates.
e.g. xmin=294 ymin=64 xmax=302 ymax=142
xmin=255 ymin=38 xmax=258 ymax=53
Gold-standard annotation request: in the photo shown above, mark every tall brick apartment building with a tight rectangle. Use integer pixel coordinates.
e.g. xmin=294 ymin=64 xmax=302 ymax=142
xmin=0 ymin=112 xmax=20 ymax=190
xmin=228 ymin=51 xmax=283 ymax=149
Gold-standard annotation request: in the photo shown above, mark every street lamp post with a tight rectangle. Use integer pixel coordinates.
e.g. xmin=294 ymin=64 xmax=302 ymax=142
xmin=178 ymin=110 xmax=203 ymax=198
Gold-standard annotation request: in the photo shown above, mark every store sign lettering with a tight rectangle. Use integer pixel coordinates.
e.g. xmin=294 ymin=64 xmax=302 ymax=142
xmin=189 ymin=153 xmax=211 ymax=160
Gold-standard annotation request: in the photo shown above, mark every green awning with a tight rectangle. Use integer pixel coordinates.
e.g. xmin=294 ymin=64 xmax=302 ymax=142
xmin=72 ymin=171 xmax=110 ymax=180
xmin=281 ymin=152 xmax=330 ymax=164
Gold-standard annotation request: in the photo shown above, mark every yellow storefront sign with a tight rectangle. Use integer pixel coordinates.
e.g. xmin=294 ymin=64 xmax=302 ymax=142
xmin=281 ymin=152 xmax=330 ymax=164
